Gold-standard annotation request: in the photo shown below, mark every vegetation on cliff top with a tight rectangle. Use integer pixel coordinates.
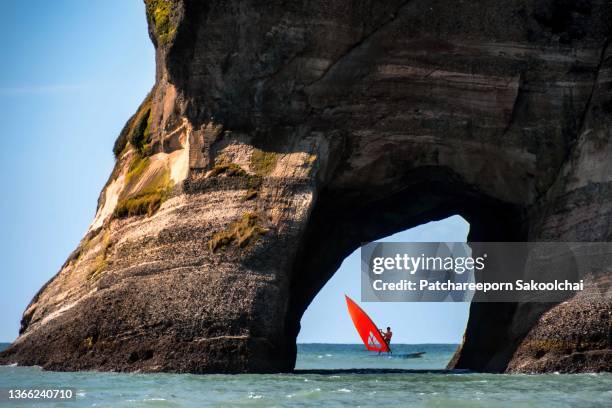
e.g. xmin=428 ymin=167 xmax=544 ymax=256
xmin=145 ymin=0 xmax=177 ymax=46
xmin=208 ymin=212 xmax=268 ymax=252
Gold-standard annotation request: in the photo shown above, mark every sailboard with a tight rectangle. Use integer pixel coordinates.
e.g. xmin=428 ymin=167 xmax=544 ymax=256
xmin=400 ymin=351 xmax=426 ymax=358
xmin=345 ymin=295 xmax=390 ymax=353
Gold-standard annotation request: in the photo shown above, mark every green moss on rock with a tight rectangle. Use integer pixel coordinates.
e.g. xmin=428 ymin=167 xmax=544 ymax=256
xmin=244 ymin=174 xmax=263 ymax=200
xmin=83 ymin=336 xmax=94 ymax=350
xmin=208 ymin=160 xmax=264 ymax=199
xmin=209 ymin=162 xmax=248 ymax=177
xmin=88 ymin=230 xmax=111 ymax=283
xmin=208 ymin=212 xmax=268 ymax=252
xmin=114 ymin=158 xmax=173 ymax=219
xmin=113 ymin=93 xmax=153 ymax=157
xmin=145 ymin=0 xmax=177 ymax=45
xmin=125 ymin=156 xmax=151 ymax=186
xmin=244 ymin=189 xmax=258 ymax=200
xmin=129 ymin=108 xmax=152 ymax=155
xmin=114 ymin=190 xmax=168 ymax=218
xmin=250 ymin=149 xmax=278 ymax=175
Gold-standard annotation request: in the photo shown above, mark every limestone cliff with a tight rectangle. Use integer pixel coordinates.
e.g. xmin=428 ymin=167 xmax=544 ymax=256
xmin=1 ymin=0 xmax=610 ymax=373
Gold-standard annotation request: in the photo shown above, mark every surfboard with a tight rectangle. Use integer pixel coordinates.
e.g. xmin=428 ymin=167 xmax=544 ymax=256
xmin=399 ymin=352 xmax=426 ymax=358
xmin=345 ymin=295 xmax=390 ymax=353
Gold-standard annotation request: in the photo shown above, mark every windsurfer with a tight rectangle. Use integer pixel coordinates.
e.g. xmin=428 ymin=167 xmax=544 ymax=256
xmin=378 ymin=327 xmax=393 ymax=354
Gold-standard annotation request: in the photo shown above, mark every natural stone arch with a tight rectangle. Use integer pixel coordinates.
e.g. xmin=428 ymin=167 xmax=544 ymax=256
xmin=285 ymin=175 xmax=527 ymax=372
xmin=1 ymin=0 xmax=610 ymax=373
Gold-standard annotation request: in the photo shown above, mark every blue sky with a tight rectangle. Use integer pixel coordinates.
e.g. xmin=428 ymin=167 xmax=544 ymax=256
xmin=0 ymin=1 xmax=470 ymax=344
xmin=0 ymin=1 xmax=154 ymax=342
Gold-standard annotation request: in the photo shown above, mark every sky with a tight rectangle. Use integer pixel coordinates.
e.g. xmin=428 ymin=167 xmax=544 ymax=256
xmin=0 ymin=1 xmax=154 ymax=342
xmin=0 ymin=1 xmax=470 ymax=344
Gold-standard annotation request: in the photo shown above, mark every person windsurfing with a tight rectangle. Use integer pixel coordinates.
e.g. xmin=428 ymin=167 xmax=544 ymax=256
xmin=378 ymin=327 xmax=392 ymax=355
xmin=344 ymin=295 xmax=391 ymax=354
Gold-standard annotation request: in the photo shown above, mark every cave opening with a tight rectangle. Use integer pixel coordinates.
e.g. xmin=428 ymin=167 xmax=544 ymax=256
xmin=295 ymin=215 xmax=471 ymax=369
xmin=281 ymin=165 xmax=528 ymax=373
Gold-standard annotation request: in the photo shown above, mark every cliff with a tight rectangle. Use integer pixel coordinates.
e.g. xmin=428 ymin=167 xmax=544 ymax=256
xmin=1 ymin=0 xmax=610 ymax=373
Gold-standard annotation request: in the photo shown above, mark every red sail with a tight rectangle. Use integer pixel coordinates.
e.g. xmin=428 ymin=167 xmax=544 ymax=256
xmin=345 ymin=295 xmax=390 ymax=352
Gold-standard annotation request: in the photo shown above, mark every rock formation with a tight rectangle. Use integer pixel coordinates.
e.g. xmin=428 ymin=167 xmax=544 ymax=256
xmin=1 ymin=0 xmax=610 ymax=373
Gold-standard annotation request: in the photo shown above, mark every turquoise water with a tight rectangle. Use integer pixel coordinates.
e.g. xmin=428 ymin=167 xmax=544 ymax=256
xmin=1 ymin=343 xmax=610 ymax=407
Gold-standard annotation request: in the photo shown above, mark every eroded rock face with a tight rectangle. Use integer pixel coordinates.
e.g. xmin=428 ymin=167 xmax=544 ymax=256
xmin=1 ymin=0 xmax=610 ymax=373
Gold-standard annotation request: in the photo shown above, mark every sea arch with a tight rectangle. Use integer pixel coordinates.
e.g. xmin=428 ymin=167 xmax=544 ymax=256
xmin=2 ymin=0 xmax=610 ymax=373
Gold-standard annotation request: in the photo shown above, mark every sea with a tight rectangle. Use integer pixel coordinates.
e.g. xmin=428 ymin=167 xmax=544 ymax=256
xmin=0 ymin=343 xmax=610 ymax=407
